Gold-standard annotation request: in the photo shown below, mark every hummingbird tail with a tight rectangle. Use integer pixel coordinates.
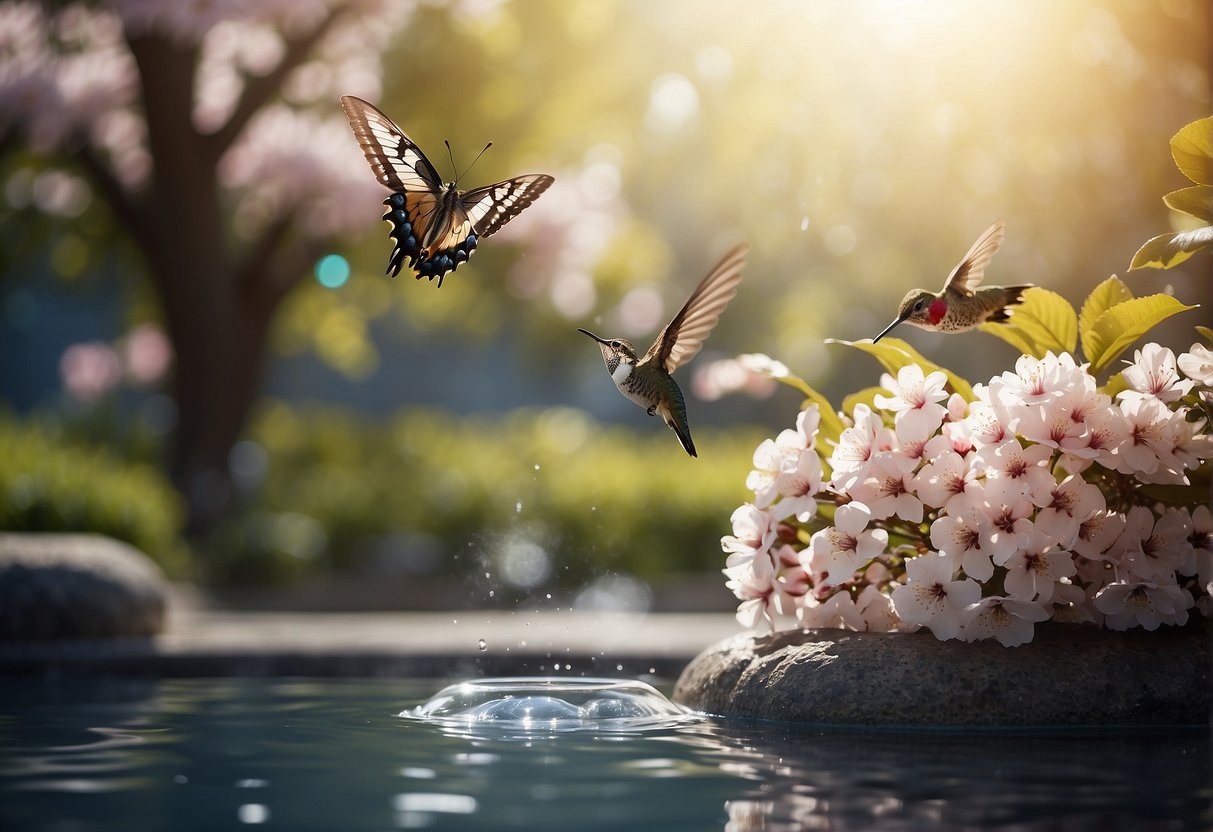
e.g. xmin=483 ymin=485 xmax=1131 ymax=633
xmin=988 ymin=284 xmax=1035 ymax=323
xmin=667 ymin=418 xmax=697 ymax=458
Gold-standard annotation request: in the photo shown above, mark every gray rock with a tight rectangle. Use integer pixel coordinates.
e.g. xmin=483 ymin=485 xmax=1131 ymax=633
xmin=0 ymin=534 xmax=168 ymax=640
xmin=674 ymin=621 xmax=1212 ymax=726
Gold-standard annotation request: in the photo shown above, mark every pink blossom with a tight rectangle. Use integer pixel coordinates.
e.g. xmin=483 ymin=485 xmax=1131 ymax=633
xmin=828 ymin=404 xmax=895 ymax=490
xmin=961 ymin=394 xmax=1011 ymax=448
xmin=848 ymin=453 xmax=923 ymax=523
xmin=1111 ymin=506 xmax=1187 ymax=583
xmin=1033 ymin=474 xmax=1105 ymax=550
xmin=961 ymin=596 xmax=1050 ymax=646
xmin=1072 ymin=509 xmax=1126 ymax=560
xmin=914 ymin=448 xmax=979 ymax=511
xmin=694 ymin=356 xmax=778 ymax=401
xmin=980 ymin=501 xmax=1036 ymax=567
xmin=929 ymin=491 xmax=994 ymax=581
xmin=60 ymin=341 xmax=123 ymax=402
xmin=122 ymin=323 xmax=173 ymax=385
xmin=976 ymin=438 xmax=1056 ymax=513
xmin=767 ymin=449 xmax=823 ymax=523
xmin=721 ymin=504 xmax=778 ymax=570
xmin=873 ymin=364 xmax=949 ymax=437
xmin=1112 ymin=396 xmax=1175 ymax=477
xmin=890 ymin=554 xmax=980 ymax=640
xmin=798 ymin=590 xmax=865 ymax=631
xmin=1177 ymin=343 xmax=1213 ymax=386
xmin=856 ymin=584 xmax=917 ymax=632
xmin=725 ymin=553 xmax=780 ymax=631
xmin=1093 ymin=581 xmax=1192 ymax=631
xmin=805 ymin=502 xmax=888 ymax=588
xmin=1001 ymin=535 xmax=1076 ymax=603
xmin=1118 ymin=343 xmax=1193 ymax=404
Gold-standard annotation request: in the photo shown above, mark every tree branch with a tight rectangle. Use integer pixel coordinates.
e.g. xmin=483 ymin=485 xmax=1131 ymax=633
xmin=74 ymin=141 xmax=156 ymax=258
xmin=204 ymin=7 xmax=349 ymax=159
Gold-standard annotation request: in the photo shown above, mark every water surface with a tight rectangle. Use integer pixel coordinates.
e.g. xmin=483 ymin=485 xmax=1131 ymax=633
xmin=1 ymin=676 xmax=1208 ymax=830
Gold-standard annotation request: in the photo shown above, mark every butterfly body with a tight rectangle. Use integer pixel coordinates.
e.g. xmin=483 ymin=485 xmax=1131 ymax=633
xmin=873 ymin=220 xmax=1033 ymax=341
xmin=579 ymin=243 xmax=750 ymax=457
xmin=341 ymin=95 xmax=553 ymax=287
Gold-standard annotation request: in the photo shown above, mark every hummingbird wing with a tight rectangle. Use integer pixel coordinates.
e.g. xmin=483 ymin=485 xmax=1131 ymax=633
xmin=645 ymin=243 xmax=750 ymax=374
xmin=940 ymin=220 xmax=1005 ymax=297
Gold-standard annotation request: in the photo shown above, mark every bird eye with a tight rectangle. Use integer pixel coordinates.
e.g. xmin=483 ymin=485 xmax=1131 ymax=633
xmin=913 ymin=300 xmax=926 ymax=311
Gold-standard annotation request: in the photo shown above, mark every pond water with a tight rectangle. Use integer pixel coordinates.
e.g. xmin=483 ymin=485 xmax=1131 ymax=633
xmin=1 ymin=675 xmax=1209 ymax=831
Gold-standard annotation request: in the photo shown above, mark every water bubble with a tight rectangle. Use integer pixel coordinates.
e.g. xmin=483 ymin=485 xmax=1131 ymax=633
xmin=515 ymin=501 xmax=523 ymax=513
xmin=533 ymin=464 xmax=540 ymax=471
xmin=478 ymin=639 xmax=487 ymax=652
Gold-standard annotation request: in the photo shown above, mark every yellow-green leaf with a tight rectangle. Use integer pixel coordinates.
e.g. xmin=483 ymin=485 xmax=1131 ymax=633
xmin=1102 ymin=371 xmax=1128 ymax=399
xmin=762 ymin=372 xmax=845 ymax=444
xmin=1129 ymin=225 xmax=1213 ymax=270
xmin=826 ymin=337 xmax=974 ymax=401
xmin=1170 ymin=115 xmax=1213 ymax=186
xmin=1080 ymin=276 xmax=1133 ymax=362
xmin=1163 ymin=185 xmax=1213 ymax=222
xmin=978 ymin=287 xmax=1077 ymax=358
xmin=1085 ymin=294 xmax=1199 ymax=375
xmin=1197 ymin=325 xmax=1213 ymax=342
xmin=841 ymin=386 xmax=885 ymax=417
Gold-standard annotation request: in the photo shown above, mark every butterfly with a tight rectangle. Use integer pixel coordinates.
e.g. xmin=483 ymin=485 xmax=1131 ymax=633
xmin=340 ymin=95 xmax=554 ymax=287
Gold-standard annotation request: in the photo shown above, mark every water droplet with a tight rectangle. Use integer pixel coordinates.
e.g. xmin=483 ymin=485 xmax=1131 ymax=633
xmin=800 ymin=215 xmax=810 ymax=231
xmin=488 ymin=590 xmax=495 ymax=598
xmin=533 ymin=464 xmax=540 ymax=471
xmin=545 ymin=593 xmax=552 ymax=600
xmin=648 ymin=667 xmax=656 ymax=674
xmin=484 ymin=571 xmax=491 ymax=579
xmin=616 ymin=664 xmax=623 ymax=671
xmin=520 ymin=640 xmax=527 ymax=647
xmin=478 ymin=639 xmax=487 ymax=652
xmin=452 ymin=618 xmax=458 ymax=625
xmin=515 ymin=501 xmax=522 ymax=513
xmin=590 ymin=505 xmax=597 ymax=512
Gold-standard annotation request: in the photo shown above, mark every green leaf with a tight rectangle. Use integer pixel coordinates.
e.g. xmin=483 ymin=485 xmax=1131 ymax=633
xmin=757 ymin=370 xmax=846 ymax=444
xmin=826 ymin=337 xmax=975 ymax=401
xmin=1163 ymin=185 xmax=1213 ymax=222
xmin=1102 ymin=371 xmax=1129 ymax=399
xmin=978 ymin=287 xmax=1077 ymax=358
xmin=1170 ymin=116 xmax=1213 ymax=186
xmin=1079 ymin=276 xmax=1133 ymax=362
xmin=1129 ymin=225 xmax=1213 ymax=270
xmin=1085 ymin=294 xmax=1199 ymax=375
xmin=1197 ymin=326 xmax=1213 ymax=342
xmin=841 ymin=386 xmax=885 ymax=417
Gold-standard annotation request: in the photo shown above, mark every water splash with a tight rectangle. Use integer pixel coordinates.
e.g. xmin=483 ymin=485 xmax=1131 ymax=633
xmin=403 ymin=678 xmax=694 ymax=734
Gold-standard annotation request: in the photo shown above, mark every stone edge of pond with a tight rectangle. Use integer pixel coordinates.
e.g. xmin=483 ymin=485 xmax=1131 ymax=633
xmin=672 ymin=620 xmax=1213 ymax=727
xmin=0 ymin=533 xmax=168 ymax=639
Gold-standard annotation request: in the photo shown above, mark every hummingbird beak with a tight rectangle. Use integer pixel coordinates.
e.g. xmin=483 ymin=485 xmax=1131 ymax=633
xmin=577 ymin=328 xmax=608 ymax=345
xmin=872 ymin=316 xmax=904 ymax=343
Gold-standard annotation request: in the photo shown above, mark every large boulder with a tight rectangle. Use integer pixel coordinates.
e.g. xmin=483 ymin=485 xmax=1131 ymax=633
xmin=0 ymin=534 xmax=168 ymax=640
xmin=674 ymin=621 xmax=1211 ymax=726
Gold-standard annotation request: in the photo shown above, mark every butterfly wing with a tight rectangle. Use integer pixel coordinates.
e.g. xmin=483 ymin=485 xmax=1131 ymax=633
xmin=340 ymin=95 xmax=443 ymax=192
xmin=645 ymin=243 xmax=750 ymax=374
xmin=460 ymin=175 xmax=556 ymax=238
xmin=941 ymin=220 xmax=1005 ymax=297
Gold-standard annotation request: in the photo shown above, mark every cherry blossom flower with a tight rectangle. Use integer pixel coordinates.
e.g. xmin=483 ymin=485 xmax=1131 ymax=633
xmin=856 ymin=584 xmax=916 ymax=632
xmin=1001 ymin=535 xmax=1076 ymax=603
xmin=1093 ymin=581 xmax=1192 ymax=631
xmin=929 ymin=491 xmax=994 ymax=581
xmin=1118 ymin=343 xmax=1193 ymax=404
xmin=1033 ymin=474 xmax=1105 ymax=550
xmin=961 ymin=394 xmax=1011 ymax=448
xmin=961 ymin=596 xmax=1051 ymax=646
xmin=1177 ymin=343 xmax=1213 ymax=386
xmin=890 ymin=554 xmax=980 ymax=640
xmin=721 ymin=504 xmax=778 ymax=570
xmin=975 ymin=438 xmax=1056 ymax=513
xmin=980 ymin=500 xmax=1036 ymax=567
xmin=1112 ymin=396 xmax=1176 ymax=477
xmin=828 ymin=404 xmax=895 ymax=490
xmin=746 ymin=406 xmax=820 ymax=509
xmin=873 ymin=364 xmax=949 ymax=436
xmin=1071 ymin=509 xmax=1126 ymax=561
xmin=1111 ymin=506 xmax=1188 ymax=583
xmin=805 ymin=502 xmax=888 ymax=588
xmin=767 ymin=449 xmax=823 ymax=523
xmin=915 ymin=447 xmax=979 ymax=511
xmin=725 ymin=554 xmax=780 ymax=631
xmin=847 ymin=453 xmax=923 ymax=523
xmin=1187 ymin=505 xmax=1213 ymax=587
xmin=799 ymin=589 xmax=865 ymax=630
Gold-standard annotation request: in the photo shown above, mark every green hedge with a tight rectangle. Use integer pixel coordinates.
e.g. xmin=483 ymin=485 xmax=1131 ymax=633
xmin=0 ymin=414 xmax=188 ymax=574
xmin=209 ymin=403 xmax=761 ymax=588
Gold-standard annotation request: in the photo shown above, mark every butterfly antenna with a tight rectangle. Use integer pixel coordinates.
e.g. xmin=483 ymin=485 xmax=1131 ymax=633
xmin=453 ymin=141 xmax=493 ymax=186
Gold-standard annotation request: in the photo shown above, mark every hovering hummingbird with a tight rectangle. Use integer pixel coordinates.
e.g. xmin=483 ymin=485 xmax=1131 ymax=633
xmin=872 ymin=220 xmax=1034 ymax=342
xmin=579 ymin=243 xmax=750 ymax=458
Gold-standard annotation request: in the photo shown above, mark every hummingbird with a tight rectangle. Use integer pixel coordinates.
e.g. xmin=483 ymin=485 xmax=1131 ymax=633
xmin=579 ymin=243 xmax=750 ymax=458
xmin=872 ymin=220 xmax=1034 ymax=342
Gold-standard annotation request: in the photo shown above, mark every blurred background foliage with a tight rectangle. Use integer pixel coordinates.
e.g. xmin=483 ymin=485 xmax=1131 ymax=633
xmin=0 ymin=0 xmax=1209 ymax=608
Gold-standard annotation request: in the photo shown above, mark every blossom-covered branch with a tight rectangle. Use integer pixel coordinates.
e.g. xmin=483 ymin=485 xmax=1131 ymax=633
xmin=723 ymin=343 xmax=1213 ymax=646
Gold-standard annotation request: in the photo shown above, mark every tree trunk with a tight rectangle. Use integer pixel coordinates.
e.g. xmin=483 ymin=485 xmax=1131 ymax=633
xmin=127 ymin=33 xmax=274 ymax=535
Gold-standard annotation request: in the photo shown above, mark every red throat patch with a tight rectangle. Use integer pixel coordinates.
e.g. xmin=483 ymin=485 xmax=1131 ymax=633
xmin=928 ymin=297 xmax=948 ymax=325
